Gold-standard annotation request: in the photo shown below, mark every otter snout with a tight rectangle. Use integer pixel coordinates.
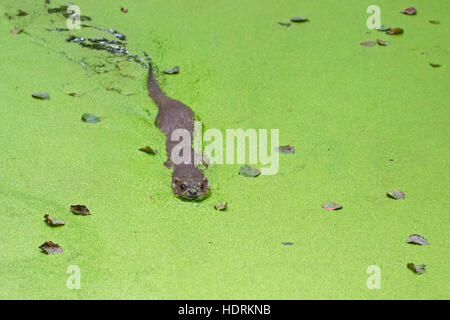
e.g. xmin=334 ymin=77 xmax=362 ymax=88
xmin=186 ymin=189 xmax=199 ymax=198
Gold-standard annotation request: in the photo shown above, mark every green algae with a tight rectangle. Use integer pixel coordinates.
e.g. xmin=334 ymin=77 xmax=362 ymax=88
xmin=0 ymin=0 xmax=449 ymax=299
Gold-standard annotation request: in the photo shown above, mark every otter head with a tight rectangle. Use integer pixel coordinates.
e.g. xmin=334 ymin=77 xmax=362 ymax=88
xmin=172 ymin=176 xmax=210 ymax=201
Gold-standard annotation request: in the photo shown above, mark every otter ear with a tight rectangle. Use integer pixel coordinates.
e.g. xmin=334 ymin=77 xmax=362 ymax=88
xmin=173 ymin=177 xmax=180 ymax=183
xmin=202 ymin=177 xmax=208 ymax=183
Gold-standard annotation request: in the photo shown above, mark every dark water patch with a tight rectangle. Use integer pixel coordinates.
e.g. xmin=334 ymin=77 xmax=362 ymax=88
xmin=47 ymin=5 xmax=91 ymax=21
xmin=65 ymin=35 xmax=150 ymax=68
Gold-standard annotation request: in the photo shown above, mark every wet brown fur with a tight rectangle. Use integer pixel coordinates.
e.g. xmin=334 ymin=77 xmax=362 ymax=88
xmin=147 ymin=63 xmax=209 ymax=200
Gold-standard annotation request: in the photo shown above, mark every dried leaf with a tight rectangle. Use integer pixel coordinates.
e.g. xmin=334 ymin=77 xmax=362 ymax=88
xmin=239 ymin=165 xmax=261 ymax=177
xmin=278 ymin=22 xmax=291 ymax=27
xmin=39 ymin=241 xmax=63 ymax=255
xmin=387 ymin=28 xmax=403 ymax=35
xmin=275 ymin=145 xmax=295 ymax=154
xmin=387 ymin=190 xmax=405 ymax=199
xmin=10 ymin=28 xmax=23 ymax=34
xmin=407 ymin=234 xmax=429 ymax=245
xmin=376 ymin=25 xmax=391 ymax=31
xmin=44 ymin=214 xmax=65 ymax=226
xmin=376 ymin=39 xmax=391 ymax=46
xmin=139 ymin=146 xmax=157 ymax=155
xmin=429 ymin=20 xmax=440 ymax=25
xmin=401 ymin=7 xmax=417 ymax=15
xmin=430 ymin=63 xmax=442 ymax=68
xmin=68 ymin=92 xmax=79 ymax=97
xmin=70 ymin=204 xmax=91 ymax=215
xmin=322 ymin=202 xmax=343 ymax=211
xmin=360 ymin=41 xmax=375 ymax=47
xmin=282 ymin=242 xmax=294 ymax=246
xmin=32 ymin=92 xmax=50 ymax=100
xmin=81 ymin=113 xmax=100 ymax=123
xmin=214 ymin=202 xmax=227 ymax=211
xmin=290 ymin=17 xmax=309 ymax=23
xmin=407 ymin=263 xmax=426 ymax=274
xmin=121 ymin=7 xmax=128 ymax=13
xmin=164 ymin=66 xmax=179 ymax=74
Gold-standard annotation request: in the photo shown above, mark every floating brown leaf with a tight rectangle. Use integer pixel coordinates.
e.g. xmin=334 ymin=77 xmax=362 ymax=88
xmin=10 ymin=28 xmax=23 ymax=34
xmin=290 ymin=17 xmax=309 ymax=23
xmin=282 ymin=242 xmax=294 ymax=246
xmin=239 ymin=165 xmax=261 ymax=177
xmin=407 ymin=234 xmax=429 ymax=245
xmin=387 ymin=190 xmax=405 ymax=199
xmin=429 ymin=20 xmax=440 ymax=25
xmin=322 ymin=202 xmax=343 ymax=211
xmin=39 ymin=241 xmax=63 ymax=255
xmin=407 ymin=263 xmax=426 ymax=274
xmin=68 ymin=92 xmax=79 ymax=97
xmin=278 ymin=22 xmax=291 ymax=27
xmin=139 ymin=145 xmax=157 ymax=155
xmin=430 ymin=63 xmax=442 ymax=68
xmin=377 ymin=39 xmax=391 ymax=46
xmin=32 ymin=92 xmax=50 ymax=100
xmin=275 ymin=145 xmax=295 ymax=154
xmin=121 ymin=7 xmax=128 ymax=13
xmin=44 ymin=214 xmax=65 ymax=226
xmin=360 ymin=41 xmax=375 ymax=47
xmin=164 ymin=66 xmax=179 ymax=74
xmin=70 ymin=205 xmax=91 ymax=215
xmin=215 ymin=202 xmax=227 ymax=211
xmin=387 ymin=28 xmax=403 ymax=35
xmin=401 ymin=7 xmax=417 ymax=15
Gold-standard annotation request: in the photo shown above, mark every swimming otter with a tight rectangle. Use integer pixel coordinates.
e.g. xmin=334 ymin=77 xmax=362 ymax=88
xmin=147 ymin=63 xmax=209 ymax=201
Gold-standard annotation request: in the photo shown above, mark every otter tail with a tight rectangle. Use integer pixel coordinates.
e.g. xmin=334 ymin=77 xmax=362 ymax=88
xmin=147 ymin=62 xmax=166 ymax=104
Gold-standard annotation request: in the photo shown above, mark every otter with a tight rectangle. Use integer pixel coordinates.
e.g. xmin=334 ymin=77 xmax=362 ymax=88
xmin=147 ymin=63 xmax=210 ymax=201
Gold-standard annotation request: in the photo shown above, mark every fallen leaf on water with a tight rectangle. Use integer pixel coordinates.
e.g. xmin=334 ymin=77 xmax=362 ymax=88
xmin=387 ymin=28 xmax=403 ymax=35
xmin=429 ymin=20 xmax=440 ymax=25
xmin=377 ymin=39 xmax=391 ymax=46
xmin=290 ymin=17 xmax=309 ymax=23
xmin=164 ymin=66 xmax=179 ymax=74
xmin=322 ymin=202 xmax=343 ymax=211
xmin=70 ymin=205 xmax=91 ymax=215
xmin=32 ymin=92 xmax=50 ymax=100
xmin=10 ymin=28 xmax=23 ymax=34
xmin=215 ymin=202 xmax=227 ymax=211
xmin=430 ymin=63 xmax=442 ymax=68
xmin=407 ymin=234 xmax=429 ymax=245
xmin=387 ymin=190 xmax=405 ymax=199
xmin=39 ymin=241 xmax=63 ymax=255
xmin=407 ymin=263 xmax=426 ymax=274
xmin=81 ymin=113 xmax=100 ymax=123
xmin=148 ymin=194 xmax=155 ymax=200
xmin=139 ymin=146 xmax=157 ymax=155
xmin=239 ymin=165 xmax=261 ymax=177
xmin=68 ymin=92 xmax=79 ymax=97
xmin=376 ymin=25 xmax=391 ymax=31
xmin=278 ymin=22 xmax=291 ymax=27
xmin=121 ymin=7 xmax=128 ymax=13
xmin=44 ymin=214 xmax=65 ymax=226
xmin=360 ymin=41 xmax=375 ymax=47
xmin=401 ymin=7 xmax=417 ymax=15
xmin=275 ymin=145 xmax=295 ymax=154
xmin=282 ymin=242 xmax=294 ymax=246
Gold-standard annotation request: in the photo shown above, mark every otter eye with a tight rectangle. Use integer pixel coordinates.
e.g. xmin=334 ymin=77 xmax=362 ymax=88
xmin=200 ymin=184 xmax=204 ymax=189
xmin=180 ymin=184 xmax=186 ymax=190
